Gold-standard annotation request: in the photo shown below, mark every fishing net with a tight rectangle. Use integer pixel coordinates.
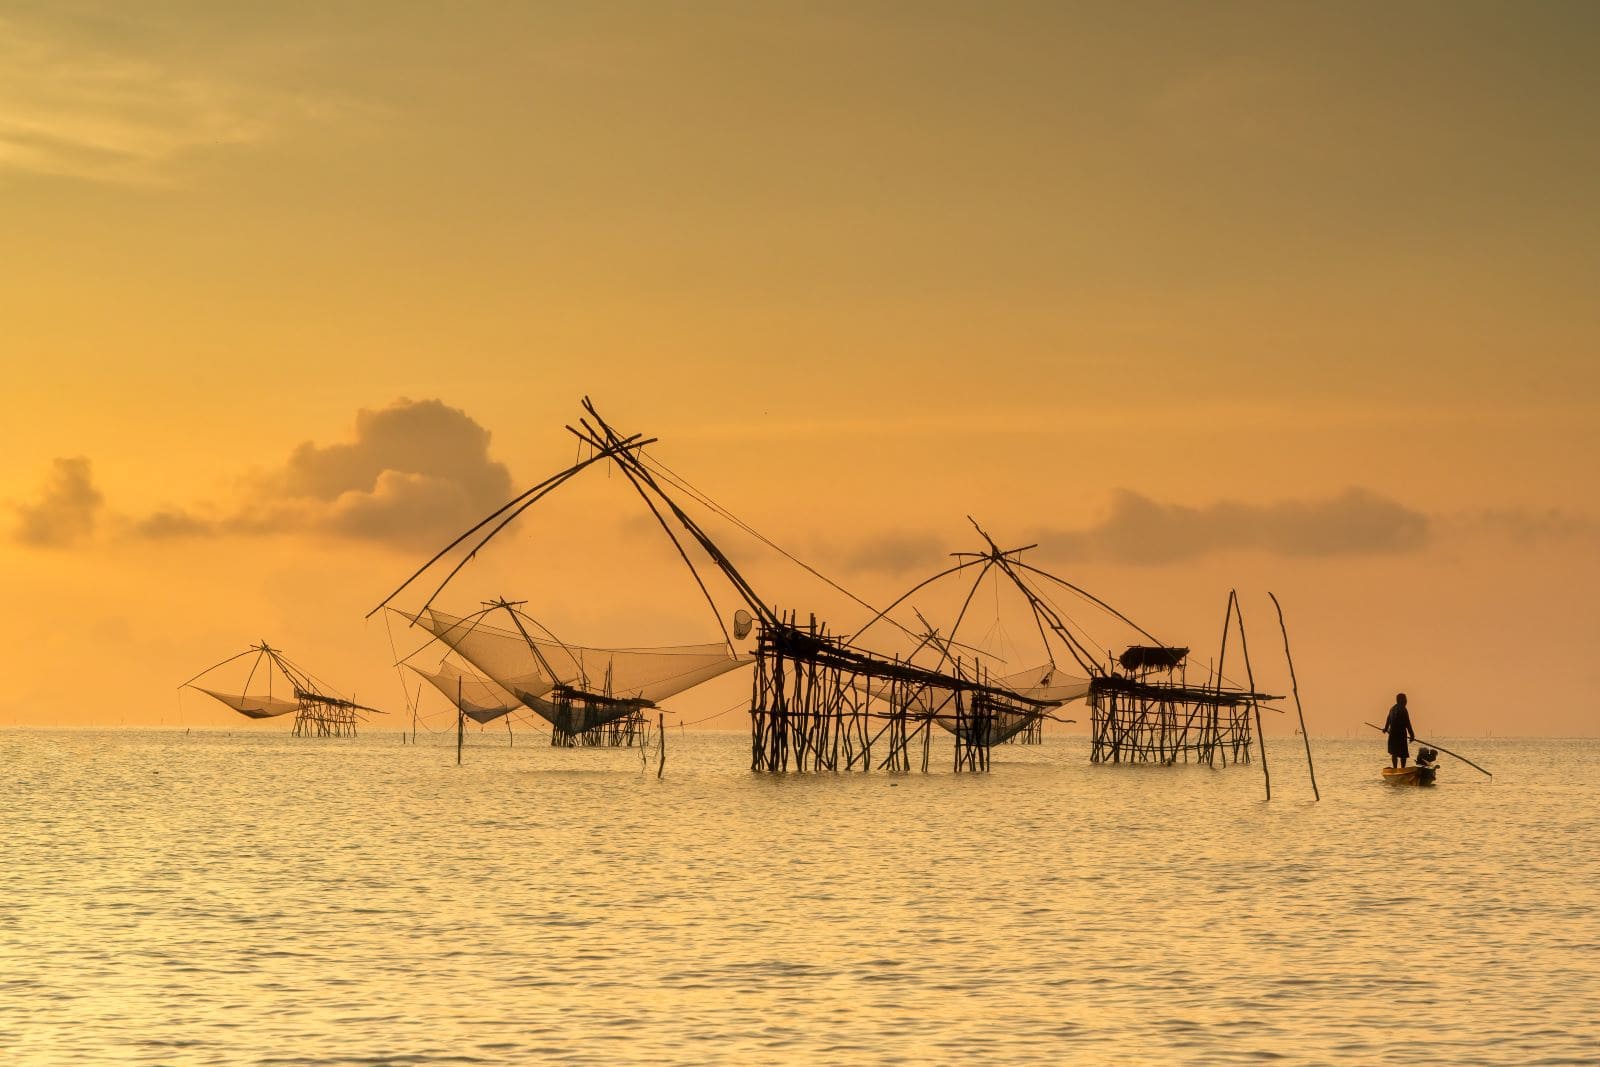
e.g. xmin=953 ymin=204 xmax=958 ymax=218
xmin=407 ymin=660 xmax=519 ymax=723
xmin=848 ymin=662 xmax=1088 ymax=744
xmin=400 ymin=605 xmax=751 ymax=730
xmin=191 ymin=687 xmax=301 ymax=719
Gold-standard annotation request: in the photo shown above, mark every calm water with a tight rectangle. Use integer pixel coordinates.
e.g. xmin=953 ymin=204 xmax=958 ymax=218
xmin=2 ymin=729 xmax=1596 ymax=1066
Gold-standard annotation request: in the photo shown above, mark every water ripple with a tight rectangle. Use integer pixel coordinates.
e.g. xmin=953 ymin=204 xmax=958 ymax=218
xmin=2 ymin=730 xmax=1596 ymax=1065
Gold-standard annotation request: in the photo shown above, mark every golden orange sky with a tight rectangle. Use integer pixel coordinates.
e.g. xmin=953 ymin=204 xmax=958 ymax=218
xmin=2 ymin=2 xmax=1596 ymax=735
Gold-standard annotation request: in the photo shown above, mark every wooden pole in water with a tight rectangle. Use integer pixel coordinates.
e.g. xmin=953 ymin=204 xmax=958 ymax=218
xmin=1268 ymin=592 xmax=1319 ymax=801
xmin=1231 ymin=591 xmax=1270 ymax=801
xmin=456 ymin=677 xmax=464 ymax=766
xmin=1213 ymin=597 xmax=1234 ymax=768
xmin=656 ymin=712 xmax=666 ymax=779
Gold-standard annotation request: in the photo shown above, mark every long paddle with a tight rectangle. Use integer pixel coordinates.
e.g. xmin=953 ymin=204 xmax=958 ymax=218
xmin=1363 ymin=721 xmax=1493 ymax=779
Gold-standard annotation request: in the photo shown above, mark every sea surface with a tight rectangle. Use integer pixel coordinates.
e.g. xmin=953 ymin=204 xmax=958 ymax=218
xmin=2 ymin=729 xmax=1596 ymax=1066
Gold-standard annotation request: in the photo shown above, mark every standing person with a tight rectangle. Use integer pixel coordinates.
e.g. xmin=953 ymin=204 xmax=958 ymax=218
xmin=1384 ymin=693 xmax=1415 ymax=768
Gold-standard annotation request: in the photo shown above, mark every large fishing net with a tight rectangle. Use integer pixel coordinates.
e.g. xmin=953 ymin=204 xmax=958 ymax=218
xmin=398 ymin=605 xmax=751 ymax=731
xmin=190 ymin=687 xmax=301 ymax=719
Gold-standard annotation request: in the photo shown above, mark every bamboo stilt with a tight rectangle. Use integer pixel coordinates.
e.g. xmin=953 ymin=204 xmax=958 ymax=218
xmin=656 ymin=712 xmax=666 ymax=779
xmin=1229 ymin=591 xmax=1269 ymax=801
xmin=1269 ymin=592 xmax=1319 ymax=801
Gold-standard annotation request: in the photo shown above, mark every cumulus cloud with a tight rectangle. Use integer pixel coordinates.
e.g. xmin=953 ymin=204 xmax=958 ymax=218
xmin=134 ymin=398 xmax=515 ymax=549
xmin=11 ymin=456 xmax=103 ymax=547
xmin=1034 ymin=488 xmax=1430 ymax=565
xmin=320 ymin=468 xmax=501 ymax=544
xmin=260 ymin=398 xmax=516 ymax=547
xmin=277 ymin=399 xmax=511 ymax=507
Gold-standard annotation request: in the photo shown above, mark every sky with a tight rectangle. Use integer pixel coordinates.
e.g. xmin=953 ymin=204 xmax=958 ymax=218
xmin=2 ymin=1 xmax=1596 ymax=736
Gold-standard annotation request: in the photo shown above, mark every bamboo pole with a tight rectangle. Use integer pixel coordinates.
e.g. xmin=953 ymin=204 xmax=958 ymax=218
xmin=1230 ymin=591 xmax=1270 ymax=801
xmin=456 ymin=677 xmax=464 ymax=766
xmin=1213 ymin=596 xmax=1234 ymax=768
xmin=656 ymin=712 xmax=666 ymax=779
xmin=1268 ymin=592 xmax=1319 ymax=801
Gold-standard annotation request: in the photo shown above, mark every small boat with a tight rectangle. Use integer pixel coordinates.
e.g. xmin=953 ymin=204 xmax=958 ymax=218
xmin=1382 ymin=747 xmax=1439 ymax=786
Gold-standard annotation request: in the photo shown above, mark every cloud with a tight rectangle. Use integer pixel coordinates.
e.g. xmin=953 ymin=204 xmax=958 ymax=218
xmin=276 ymin=398 xmax=512 ymax=507
xmin=142 ymin=398 xmax=516 ymax=550
xmin=1033 ymin=488 xmax=1431 ymax=565
xmin=784 ymin=489 xmax=1439 ymax=578
xmin=1445 ymin=507 xmax=1600 ymax=546
xmin=820 ymin=531 xmax=948 ymax=576
xmin=12 ymin=456 xmax=103 ymax=546
xmin=131 ymin=509 xmax=216 ymax=540
xmin=320 ymin=468 xmax=502 ymax=544
xmin=0 ymin=16 xmax=340 ymax=186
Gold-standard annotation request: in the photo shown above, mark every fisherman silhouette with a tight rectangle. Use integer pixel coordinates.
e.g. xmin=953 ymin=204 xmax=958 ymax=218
xmin=1384 ymin=693 xmax=1415 ymax=768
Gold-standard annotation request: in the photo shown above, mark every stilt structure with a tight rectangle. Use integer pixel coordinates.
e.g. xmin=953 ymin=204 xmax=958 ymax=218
xmin=291 ymin=691 xmax=364 ymax=737
xmin=851 ymin=520 xmax=1280 ymax=771
xmin=1087 ymin=648 xmax=1262 ymax=765
xmin=581 ymin=706 xmax=649 ymax=747
xmin=839 ymin=525 xmax=1101 ymax=771
xmin=1007 ymin=717 xmax=1044 ymax=745
xmin=1083 ymin=586 xmax=1283 ymax=768
xmin=544 ymin=688 xmax=653 ymax=747
xmin=746 ymin=610 xmax=1057 ymax=773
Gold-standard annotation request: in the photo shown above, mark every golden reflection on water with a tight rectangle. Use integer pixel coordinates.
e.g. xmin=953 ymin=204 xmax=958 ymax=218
xmin=2 ymin=730 xmax=1596 ymax=1065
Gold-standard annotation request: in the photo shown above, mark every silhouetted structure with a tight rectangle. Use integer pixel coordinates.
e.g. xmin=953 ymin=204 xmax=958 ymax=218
xmin=182 ymin=643 xmax=383 ymax=737
xmin=370 ymin=399 xmax=1281 ymax=778
xmin=1087 ymin=650 xmax=1259 ymax=765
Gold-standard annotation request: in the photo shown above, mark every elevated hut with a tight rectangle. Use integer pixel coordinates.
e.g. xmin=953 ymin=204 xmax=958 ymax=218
xmin=1088 ymin=646 xmax=1260 ymax=764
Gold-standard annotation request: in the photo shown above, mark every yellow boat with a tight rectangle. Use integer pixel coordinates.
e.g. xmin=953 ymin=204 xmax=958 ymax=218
xmin=1382 ymin=749 xmax=1439 ymax=786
